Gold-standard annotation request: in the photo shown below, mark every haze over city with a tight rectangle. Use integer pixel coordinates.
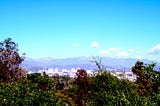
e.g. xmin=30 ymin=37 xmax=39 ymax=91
xmin=0 ymin=0 xmax=160 ymax=61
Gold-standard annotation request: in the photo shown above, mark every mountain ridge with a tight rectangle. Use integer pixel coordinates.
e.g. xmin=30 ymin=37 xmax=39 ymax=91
xmin=21 ymin=57 xmax=160 ymax=71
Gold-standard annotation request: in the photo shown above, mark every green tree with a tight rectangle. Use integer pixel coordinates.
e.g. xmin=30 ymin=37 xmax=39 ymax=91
xmin=87 ymin=59 xmax=148 ymax=106
xmin=88 ymin=71 xmax=148 ymax=106
xmin=27 ymin=72 xmax=54 ymax=91
xmin=0 ymin=78 xmax=57 ymax=106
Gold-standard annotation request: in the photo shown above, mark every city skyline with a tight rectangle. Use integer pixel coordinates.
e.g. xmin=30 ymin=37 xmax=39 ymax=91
xmin=0 ymin=0 xmax=160 ymax=61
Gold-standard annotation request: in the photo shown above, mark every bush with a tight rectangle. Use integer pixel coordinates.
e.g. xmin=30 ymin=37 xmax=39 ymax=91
xmin=88 ymin=72 xmax=148 ymax=106
xmin=0 ymin=79 xmax=57 ymax=106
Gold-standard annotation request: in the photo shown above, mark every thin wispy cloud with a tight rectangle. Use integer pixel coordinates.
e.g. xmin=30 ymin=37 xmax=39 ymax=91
xmin=109 ymin=47 xmax=119 ymax=53
xmin=149 ymin=44 xmax=160 ymax=55
xmin=100 ymin=47 xmax=131 ymax=58
xmin=116 ymin=51 xmax=129 ymax=58
xmin=73 ymin=43 xmax=79 ymax=47
xmin=128 ymin=49 xmax=133 ymax=52
xmin=135 ymin=56 xmax=143 ymax=59
xmin=100 ymin=50 xmax=110 ymax=56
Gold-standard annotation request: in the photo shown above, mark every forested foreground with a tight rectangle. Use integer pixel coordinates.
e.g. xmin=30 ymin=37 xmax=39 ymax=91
xmin=1 ymin=38 xmax=160 ymax=106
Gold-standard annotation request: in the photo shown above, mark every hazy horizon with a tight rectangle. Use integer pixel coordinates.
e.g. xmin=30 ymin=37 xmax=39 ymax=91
xmin=1 ymin=0 xmax=160 ymax=61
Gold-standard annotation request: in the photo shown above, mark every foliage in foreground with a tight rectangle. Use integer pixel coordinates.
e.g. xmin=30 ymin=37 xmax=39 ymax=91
xmin=0 ymin=79 xmax=56 ymax=106
xmin=1 ymin=61 xmax=160 ymax=106
xmin=0 ymin=38 xmax=25 ymax=82
xmin=1 ymin=38 xmax=160 ymax=105
xmin=88 ymin=71 xmax=148 ymax=106
xmin=132 ymin=61 xmax=160 ymax=105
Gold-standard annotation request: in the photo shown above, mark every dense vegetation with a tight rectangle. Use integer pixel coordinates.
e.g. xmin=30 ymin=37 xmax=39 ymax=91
xmin=1 ymin=38 xmax=160 ymax=106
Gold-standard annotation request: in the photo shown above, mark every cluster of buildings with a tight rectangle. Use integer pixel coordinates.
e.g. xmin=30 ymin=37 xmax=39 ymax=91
xmin=27 ymin=67 xmax=137 ymax=81
xmin=111 ymin=71 xmax=137 ymax=82
xmin=27 ymin=67 xmax=94 ymax=78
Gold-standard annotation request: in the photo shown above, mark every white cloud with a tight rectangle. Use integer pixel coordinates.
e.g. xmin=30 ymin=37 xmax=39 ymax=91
xmin=91 ymin=42 xmax=99 ymax=48
xmin=100 ymin=50 xmax=110 ymax=56
xmin=73 ymin=43 xmax=79 ymax=47
xmin=149 ymin=44 xmax=160 ymax=55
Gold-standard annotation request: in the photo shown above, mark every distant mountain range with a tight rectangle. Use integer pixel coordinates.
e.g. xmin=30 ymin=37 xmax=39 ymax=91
xmin=21 ymin=57 xmax=160 ymax=71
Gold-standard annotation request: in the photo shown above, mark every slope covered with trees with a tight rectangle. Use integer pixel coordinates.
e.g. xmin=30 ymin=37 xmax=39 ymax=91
xmin=1 ymin=38 xmax=160 ymax=106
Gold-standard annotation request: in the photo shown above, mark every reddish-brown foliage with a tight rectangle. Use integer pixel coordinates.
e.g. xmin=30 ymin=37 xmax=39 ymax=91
xmin=0 ymin=61 xmax=10 ymax=82
xmin=132 ymin=61 xmax=160 ymax=96
xmin=74 ymin=69 xmax=89 ymax=106
xmin=0 ymin=38 xmax=26 ymax=82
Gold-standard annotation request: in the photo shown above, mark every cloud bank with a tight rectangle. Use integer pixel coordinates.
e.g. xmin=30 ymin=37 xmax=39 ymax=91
xmin=100 ymin=47 xmax=133 ymax=58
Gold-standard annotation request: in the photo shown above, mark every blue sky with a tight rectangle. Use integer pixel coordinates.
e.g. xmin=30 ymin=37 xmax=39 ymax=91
xmin=0 ymin=0 xmax=160 ymax=61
